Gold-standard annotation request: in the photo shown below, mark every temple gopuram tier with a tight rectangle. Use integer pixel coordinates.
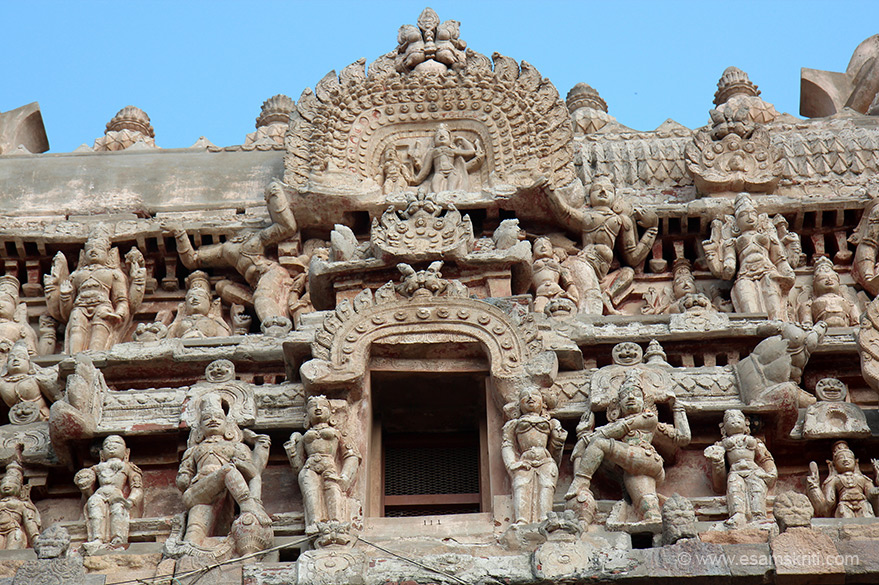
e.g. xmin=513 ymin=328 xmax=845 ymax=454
xmin=2 ymin=7 xmax=879 ymax=585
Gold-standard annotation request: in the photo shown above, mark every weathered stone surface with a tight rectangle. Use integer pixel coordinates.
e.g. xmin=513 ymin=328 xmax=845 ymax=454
xmin=770 ymin=526 xmax=845 ymax=584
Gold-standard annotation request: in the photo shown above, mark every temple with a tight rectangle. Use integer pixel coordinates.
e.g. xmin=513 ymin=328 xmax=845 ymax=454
xmin=1 ymin=8 xmax=879 ymax=584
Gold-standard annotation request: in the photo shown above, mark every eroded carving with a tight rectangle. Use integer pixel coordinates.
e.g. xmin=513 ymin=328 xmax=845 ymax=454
xmin=704 ymin=410 xmax=777 ymax=529
xmin=531 ymin=237 xmax=578 ymax=315
xmin=167 ymin=271 xmax=232 ymax=339
xmin=74 ymin=435 xmax=143 ymax=553
xmin=807 ymin=441 xmax=879 ymax=518
xmin=801 ymin=378 xmax=870 ymax=439
xmin=0 ymin=276 xmax=37 ymax=368
xmin=12 ymin=525 xmax=84 ymax=585
xmin=0 ymin=461 xmax=40 ymax=550
xmin=0 ymin=341 xmax=60 ymax=424
xmin=661 ymin=494 xmax=697 ymax=546
xmin=797 ymin=257 xmax=860 ymax=326
xmin=43 ymin=224 xmax=146 ymax=353
xmin=245 ymin=94 xmax=296 ymax=148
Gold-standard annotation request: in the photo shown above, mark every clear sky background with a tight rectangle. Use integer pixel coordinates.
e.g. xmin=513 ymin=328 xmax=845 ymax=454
xmin=3 ymin=0 xmax=876 ymax=153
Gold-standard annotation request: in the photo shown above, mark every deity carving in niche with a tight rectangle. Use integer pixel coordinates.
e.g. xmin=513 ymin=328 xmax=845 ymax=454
xmin=547 ymin=176 xmax=658 ymax=315
xmin=567 ymin=370 xmax=690 ymax=526
xmin=0 ymin=340 xmax=60 ymax=424
xmin=410 ymin=124 xmax=484 ymax=193
xmin=165 ymin=180 xmax=299 ymax=334
xmin=176 ymin=393 xmax=271 ymax=548
xmin=502 ymin=386 xmax=567 ymax=525
xmin=167 ymin=271 xmax=232 ymax=339
xmin=0 ymin=462 xmax=40 ymax=550
xmin=0 ymin=276 xmax=37 ymax=368
xmin=74 ymin=435 xmax=143 ymax=552
xmin=285 ymin=395 xmax=361 ymax=546
xmin=797 ymin=257 xmax=860 ymax=327
xmin=704 ymin=409 xmax=776 ymax=528
xmin=807 ymin=441 xmax=879 ymax=518
xmin=850 ymin=199 xmax=879 ymax=297
xmin=531 ymin=237 xmax=578 ymax=315
xmin=703 ymin=194 xmax=796 ymax=320
xmin=43 ymin=224 xmax=146 ymax=353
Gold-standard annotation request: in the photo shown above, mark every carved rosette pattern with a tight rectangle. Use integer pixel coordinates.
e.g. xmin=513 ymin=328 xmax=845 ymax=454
xmin=302 ymin=286 xmax=541 ymax=401
xmin=284 ymin=53 xmax=576 ymax=193
xmin=370 ymin=204 xmax=473 ymax=260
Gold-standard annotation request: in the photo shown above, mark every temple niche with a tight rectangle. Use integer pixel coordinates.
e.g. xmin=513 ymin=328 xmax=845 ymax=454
xmin=4 ymin=5 xmax=879 ymax=585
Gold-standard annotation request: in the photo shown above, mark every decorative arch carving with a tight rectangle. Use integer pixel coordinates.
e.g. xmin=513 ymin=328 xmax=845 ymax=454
xmin=300 ymin=287 xmax=543 ymax=405
xmin=284 ymin=52 xmax=576 ymax=194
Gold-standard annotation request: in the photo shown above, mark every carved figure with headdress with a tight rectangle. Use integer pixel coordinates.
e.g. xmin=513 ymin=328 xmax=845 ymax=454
xmin=0 ymin=275 xmax=37 ymax=368
xmin=806 ymin=440 xmax=879 ymax=518
xmin=0 ymin=340 xmax=60 ymax=424
xmin=0 ymin=461 xmax=40 ymax=550
xmin=167 ymin=271 xmax=231 ymax=339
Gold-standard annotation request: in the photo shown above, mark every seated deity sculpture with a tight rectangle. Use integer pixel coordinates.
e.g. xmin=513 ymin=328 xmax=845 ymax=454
xmin=0 ymin=340 xmax=61 ymax=423
xmin=547 ymin=176 xmax=658 ymax=315
xmin=165 ymin=180 xmax=299 ymax=334
xmin=806 ymin=441 xmax=879 ymax=518
xmin=703 ymin=194 xmax=795 ymax=320
xmin=0 ymin=462 xmax=40 ymax=550
xmin=176 ymin=393 xmax=271 ymax=546
xmin=43 ymin=224 xmax=146 ymax=353
xmin=167 ymin=271 xmax=232 ymax=339
xmin=797 ymin=257 xmax=860 ymax=327
xmin=502 ymin=386 xmax=567 ymax=525
xmin=74 ymin=435 xmax=143 ymax=551
xmin=0 ymin=276 xmax=38 ymax=368
xmin=285 ymin=395 xmax=361 ymax=543
xmin=567 ymin=371 xmax=689 ymax=525
xmin=411 ymin=124 xmax=484 ymax=192
xmin=704 ymin=409 xmax=777 ymax=528
xmin=531 ymin=237 xmax=579 ymax=314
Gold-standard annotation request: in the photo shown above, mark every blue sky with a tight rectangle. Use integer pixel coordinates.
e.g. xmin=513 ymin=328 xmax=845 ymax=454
xmin=4 ymin=1 xmax=875 ymax=153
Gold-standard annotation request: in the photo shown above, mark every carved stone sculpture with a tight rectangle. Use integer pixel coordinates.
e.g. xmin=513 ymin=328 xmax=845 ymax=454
xmin=797 ymin=257 xmax=860 ymax=327
xmin=244 ymin=94 xmax=295 ymax=148
xmin=0 ymin=340 xmax=60 ymax=424
xmin=74 ymin=435 xmax=143 ymax=552
xmin=661 ymin=494 xmax=697 ymax=546
xmin=806 ymin=441 xmax=879 ymax=518
xmin=704 ymin=410 xmax=777 ymax=528
xmin=531 ymin=236 xmax=578 ymax=314
xmin=502 ymin=386 xmax=567 ymax=525
xmin=774 ymin=491 xmax=814 ymax=532
xmin=0 ymin=461 xmax=40 ymax=550
xmin=703 ymin=194 xmax=795 ymax=319
xmin=567 ymin=371 xmax=689 ymax=526
xmin=547 ymin=176 xmax=658 ymax=314
xmin=43 ymin=224 xmax=146 ymax=353
xmin=167 ymin=271 xmax=232 ymax=339
xmin=849 ymin=198 xmax=879 ymax=297
xmin=712 ymin=67 xmax=780 ymax=125
xmin=566 ymin=83 xmax=615 ymax=135
xmin=93 ymin=106 xmax=157 ymax=152
xmin=12 ymin=525 xmax=85 ymax=585
xmin=409 ymin=123 xmax=484 ymax=192
xmin=285 ymin=395 xmax=361 ymax=546
xmin=0 ymin=275 xmax=37 ymax=367
xmin=394 ymin=7 xmax=467 ymax=74
xmin=801 ymin=378 xmax=870 ymax=439
xmin=176 ymin=393 xmax=271 ymax=548
xmin=166 ymin=180 xmax=299 ymax=333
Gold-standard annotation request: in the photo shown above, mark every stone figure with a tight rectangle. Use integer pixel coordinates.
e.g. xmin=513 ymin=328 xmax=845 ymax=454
xmin=177 ymin=393 xmax=271 ymax=547
xmin=0 ymin=462 xmax=40 ymax=550
xmin=0 ymin=275 xmax=37 ymax=368
xmin=567 ymin=371 xmax=689 ymax=525
xmin=43 ymin=224 xmax=146 ymax=353
xmin=547 ymin=176 xmax=659 ymax=314
xmin=377 ymin=146 xmax=413 ymax=194
xmin=774 ymin=491 xmax=814 ymax=532
xmin=74 ymin=435 xmax=143 ymax=551
xmin=666 ymin=259 xmax=714 ymax=314
xmin=166 ymin=180 xmax=299 ymax=333
xmin=704 ymin=410 xmax=777 ymax=528
xmin=661 ymin=494 xmax=697 ymax=546
xmin=410 ymin=124 xmax=484 ymax=192
xmin=797 ymin=257 xmax=860 ymax=327
xmin=285 ymin=396 xmax=361 ymax=544
xmin=806 ymin=441 xmax=879 ymax=518
xmin=12 ymin=525 xmax=85 ymax=585
xmin=395 ymin=7 xmax=467 ymax=73
xmin=531 ymin=236 xmax=579 ymax=314
xmin=502 ymin=386 xmax=567 ymax=525
xmin=800 ymin=378 xmax=870 ymax=439
xmin=850 ymin=198 xmax=879 ymax=297
xmin=0 ymin=340 xmax=61 ymax=423
xmin=167 ymin=271 xmax=232 ymax=339
xmin=703 ymin=194 xmax=795 ymax=320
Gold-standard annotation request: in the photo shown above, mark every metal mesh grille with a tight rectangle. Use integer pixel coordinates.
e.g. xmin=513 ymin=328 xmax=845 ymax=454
xmin=385 ymin=443 xmax=480 ymax=496
xmin=385 ymin=504 xmax=481 ymax=518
